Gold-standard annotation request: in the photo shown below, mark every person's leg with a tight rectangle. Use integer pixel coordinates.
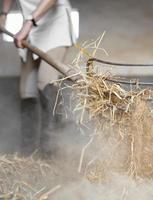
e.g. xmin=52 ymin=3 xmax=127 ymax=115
xmin=20 ymin=51 xmax=40 ymax=155
xmin=38 ymin=47 xmax=68 ymax=154
xmin=20 ymin=98 xmax=40 ymax=155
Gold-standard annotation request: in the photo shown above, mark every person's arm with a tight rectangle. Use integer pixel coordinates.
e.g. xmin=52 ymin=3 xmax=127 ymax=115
xmin=0 ymin=0 xmax=13 ymax=28
xmin=32 ymin=0 xmax=56 ymax=22
xmin=2 ymin=0 xmax=13 ymax=14
xmin=15 ymin=0 xmax=56 ymax=48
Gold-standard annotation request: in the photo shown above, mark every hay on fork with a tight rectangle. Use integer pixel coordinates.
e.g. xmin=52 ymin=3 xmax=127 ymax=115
xmin=73 ymin=58 xmax=153 ymax=181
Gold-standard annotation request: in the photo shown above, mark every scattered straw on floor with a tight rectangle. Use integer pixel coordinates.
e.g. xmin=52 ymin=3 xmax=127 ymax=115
xmin=0 ymin=154 xmax=61 ymax=200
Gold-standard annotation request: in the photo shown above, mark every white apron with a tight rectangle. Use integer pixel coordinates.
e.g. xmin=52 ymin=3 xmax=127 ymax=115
xmin=17 ymin=0 xmax=75 ymax=60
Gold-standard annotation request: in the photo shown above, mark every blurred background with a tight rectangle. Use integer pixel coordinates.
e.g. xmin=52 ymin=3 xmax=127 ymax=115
xmin=0 ymin=0 xmax=153 ymax=153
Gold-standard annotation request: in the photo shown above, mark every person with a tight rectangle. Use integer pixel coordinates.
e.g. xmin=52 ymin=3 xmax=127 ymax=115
xmin=0 ymin=0 xmax=78 ymax=155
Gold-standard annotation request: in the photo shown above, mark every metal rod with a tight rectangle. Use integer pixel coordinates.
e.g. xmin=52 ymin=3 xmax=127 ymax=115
xmin=86 ymin=58 xmax=153 ymax=86
xmin=106 ymin=78 xmax=153 ymax=86
xmin=88 ymin=57 xmax=153 ymax=67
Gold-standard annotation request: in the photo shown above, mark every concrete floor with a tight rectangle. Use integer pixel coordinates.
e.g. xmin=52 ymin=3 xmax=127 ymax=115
xmin=0 ymin=78 xmax=21 ymax=153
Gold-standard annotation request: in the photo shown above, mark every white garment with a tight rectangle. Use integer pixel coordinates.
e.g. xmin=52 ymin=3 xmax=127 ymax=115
xmin=17 ymin=0 xmax=75 ymax=60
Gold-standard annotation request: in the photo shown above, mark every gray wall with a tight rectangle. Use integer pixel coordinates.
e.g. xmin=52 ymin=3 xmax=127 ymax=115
xmin=1 ymin=0 xmax=153 ymax=76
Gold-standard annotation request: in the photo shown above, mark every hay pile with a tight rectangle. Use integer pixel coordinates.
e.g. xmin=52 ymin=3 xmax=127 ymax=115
xmin=0 ymin=154 xmax=61 ymax=199
xmin=71 ymin=36 xmax=153 ymax=181
xmin=73 ymin=72 xmax=153 ymax=181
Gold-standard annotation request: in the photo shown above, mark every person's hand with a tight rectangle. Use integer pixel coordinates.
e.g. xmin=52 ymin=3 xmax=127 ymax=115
xmin=0 ymin=14 xmax=7 ymax=31
xmin=14 ymin=20 xmax=33 ymax=48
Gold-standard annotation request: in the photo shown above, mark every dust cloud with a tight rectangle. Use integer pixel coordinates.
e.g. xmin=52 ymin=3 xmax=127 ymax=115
xmin=38 ymin=119 xmax=153 ymax=200
xmin=1 ymin=81 xmax=153 ymax=199
xmin=52 ymin=175 xmax=153 ymax=200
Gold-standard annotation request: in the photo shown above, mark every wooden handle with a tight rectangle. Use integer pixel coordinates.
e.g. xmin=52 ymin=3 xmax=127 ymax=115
xmin=0 ymin=26 xmax=72 ymax=78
